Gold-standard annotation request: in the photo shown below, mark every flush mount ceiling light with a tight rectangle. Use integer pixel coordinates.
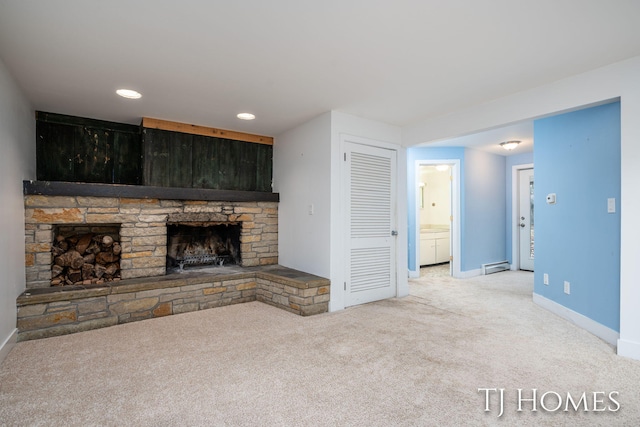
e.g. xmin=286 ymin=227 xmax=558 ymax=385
xmin=116 ymin=89 xmax=142 ymax=99
xmin=435 ymin=164 xmax=449 ymax=172
xmin=500 ymin=140 xmax=521 ymax=150
xmin=237 ymin=113 xmax=256 ymax=120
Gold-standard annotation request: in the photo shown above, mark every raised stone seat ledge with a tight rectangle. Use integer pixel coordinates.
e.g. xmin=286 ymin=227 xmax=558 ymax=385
xmin=16 ymin=265 xmax=330 ymax=341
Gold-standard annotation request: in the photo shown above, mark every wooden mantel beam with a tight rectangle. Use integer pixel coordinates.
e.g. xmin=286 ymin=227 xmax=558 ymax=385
xmin=142 ymin=117 xmax=274 ymax=145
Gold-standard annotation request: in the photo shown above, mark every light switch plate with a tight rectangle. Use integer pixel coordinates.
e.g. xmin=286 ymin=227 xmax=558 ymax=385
xmin=608 ymin=198 xmax=616 ymax=213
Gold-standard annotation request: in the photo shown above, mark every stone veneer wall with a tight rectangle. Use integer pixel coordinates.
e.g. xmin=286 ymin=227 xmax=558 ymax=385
xmin=24 ymin=195 xmax=278 ymax=289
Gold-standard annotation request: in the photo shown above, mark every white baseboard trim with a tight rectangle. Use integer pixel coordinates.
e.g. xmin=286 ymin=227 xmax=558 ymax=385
xmin=533 ymin=293 xmax=619 ymax=346
xmin=617 ymin=338 xmax=640 ymax=361
xmin=0 ymin=328 xmax=18 ymax=365
xmin=408 ymin=269 xmax=420 ymax=279
xmin=457 ymin=268 xmax=482 ymax=279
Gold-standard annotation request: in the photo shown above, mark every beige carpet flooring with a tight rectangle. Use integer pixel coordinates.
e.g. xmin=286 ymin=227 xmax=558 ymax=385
xmin=1 ymin=270 xmax=639 ymax=426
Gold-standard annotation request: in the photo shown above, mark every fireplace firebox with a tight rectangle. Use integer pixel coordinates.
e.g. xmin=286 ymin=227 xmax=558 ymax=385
xmin=166 ymin=222 xmax=241 ymax=271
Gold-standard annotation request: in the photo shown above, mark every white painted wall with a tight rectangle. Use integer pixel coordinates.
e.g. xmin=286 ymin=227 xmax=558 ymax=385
xmin=403 ymin=55 xmax=640 ymax=361
xmin=275 ymin=110 xmax=407 ymax=313
xmin=274 ymin=112 xmax=332 ymax=278
xmin=618 ymin=65 xmax=640 ymax=360
xmin=329 ymin=111 xmax=406 ymax=311
xmin=0 ymin=58 xmax=35 ymax=362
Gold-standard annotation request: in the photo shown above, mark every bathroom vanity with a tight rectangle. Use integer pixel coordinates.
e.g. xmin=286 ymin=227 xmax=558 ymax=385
xmin=419 ymin=228 xmax=450 ymax=266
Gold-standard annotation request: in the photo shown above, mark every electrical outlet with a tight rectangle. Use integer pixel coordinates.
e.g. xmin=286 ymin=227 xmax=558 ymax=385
xmin=564 ymin=281 xmax=570 ymax=295
xmin=543 ymin=273 xmax=549 ymax=285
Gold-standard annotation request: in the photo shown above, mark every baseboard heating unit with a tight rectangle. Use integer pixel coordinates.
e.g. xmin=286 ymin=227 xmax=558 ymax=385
xmin=481 ymin=261 xmax=510 ymax=275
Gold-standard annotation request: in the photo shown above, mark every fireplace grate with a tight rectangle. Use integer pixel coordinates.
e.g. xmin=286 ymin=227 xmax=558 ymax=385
xmin=176 ymin=254 xmax=231 ymax=272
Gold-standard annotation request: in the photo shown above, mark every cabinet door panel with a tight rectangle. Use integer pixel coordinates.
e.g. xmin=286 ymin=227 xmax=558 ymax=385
xmin=421 ymin=238 xmax=437 ymax=265
xmin=143 ymin=128 xmax=192 ymax=187
xmin=36 ymin=121 xmax=77 ymax=181
xmin=36 ymin=112 xmax=141 ymax=184
xmin=420 ymin=239 xmax=429 ymax=265
xmin=75 ymin=127 xmax=112 ymax=183
xmin=436 ymin=237 xmax=450 ymax=263
xmin=112 ymin=131 xmax=142 ymax=184
xmin=191 ymin=135 xmax=220 ymax=189
xmin=255 ymin=143 xmax=273 ymax=192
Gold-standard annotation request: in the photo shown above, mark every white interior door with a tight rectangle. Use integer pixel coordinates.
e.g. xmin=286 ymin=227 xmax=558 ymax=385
xmin=345 ymin=142 xmax=397 ymax=307
xmin=518 ymin=168 xmax=534 ymax=271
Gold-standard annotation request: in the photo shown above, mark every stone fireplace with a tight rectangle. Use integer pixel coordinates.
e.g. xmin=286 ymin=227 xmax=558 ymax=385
xmin=17 ymin=114 xmax=330 ymax=341
xmin=23 ymin=182 xmax=279 ymax=289
xmin=18 ymin=182 xmax=329 ymax=341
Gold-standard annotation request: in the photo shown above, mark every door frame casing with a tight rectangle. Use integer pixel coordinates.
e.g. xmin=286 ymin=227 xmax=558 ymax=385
xmin=412 ymin=159 xmax=461 ymax=278
xmin=511 ymin=163 xmax=534 ymax=270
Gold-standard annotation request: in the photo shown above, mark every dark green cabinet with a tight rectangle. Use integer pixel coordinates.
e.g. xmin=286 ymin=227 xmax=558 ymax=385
xmin=36 ymin=112 xmax=142 ymax=185
xmin=35 ymin=112 xmax=273 ymax=192
xmin=143 ymin=128 xmax=272 ymax=192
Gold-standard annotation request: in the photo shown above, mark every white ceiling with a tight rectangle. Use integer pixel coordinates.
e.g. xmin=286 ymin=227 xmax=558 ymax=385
xmin=0 ymin=1 xmax=639 ymax=151
xmin=424 ymin=120 xmax=534 ymax=156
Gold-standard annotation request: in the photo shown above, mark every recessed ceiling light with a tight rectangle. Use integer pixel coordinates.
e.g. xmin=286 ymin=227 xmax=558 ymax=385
xmin=237 ymin=113 xmax=255 ymax=120
xmin=116 ymin=89 xmax=142 ymax=99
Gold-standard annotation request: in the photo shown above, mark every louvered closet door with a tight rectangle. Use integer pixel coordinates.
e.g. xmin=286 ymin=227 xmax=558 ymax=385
xmin=345 ymin=142 xmax=397 ymax=307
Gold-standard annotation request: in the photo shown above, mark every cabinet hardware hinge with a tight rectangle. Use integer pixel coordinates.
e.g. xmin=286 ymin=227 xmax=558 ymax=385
xmin=344 ymin=153 xmax=346 ymax=161
xmin=344 ymin=282 xmax=346 ymax=290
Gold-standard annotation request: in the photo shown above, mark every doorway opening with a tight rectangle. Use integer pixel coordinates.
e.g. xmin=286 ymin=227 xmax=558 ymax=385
xmin=415 ymin=160 xmax=461 ymax=278
xmin=511 ymin=164 xmax=534 ymax=271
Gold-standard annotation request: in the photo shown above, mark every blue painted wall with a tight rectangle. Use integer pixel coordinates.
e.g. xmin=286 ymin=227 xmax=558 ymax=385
xmin=407 ymin=147 xmax=506 ymax=273
xmin=534 ymin=102 xmax=620 ymax=331
xmin=463 ymin=149 xmax=507 ymax=271
xmin=505 ymin=152 xmax=534 ymax=263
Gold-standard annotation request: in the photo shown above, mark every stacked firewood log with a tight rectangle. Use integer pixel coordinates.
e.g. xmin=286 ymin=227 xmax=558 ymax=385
xmin=50 ymin=233 xmax=121 ymax=286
